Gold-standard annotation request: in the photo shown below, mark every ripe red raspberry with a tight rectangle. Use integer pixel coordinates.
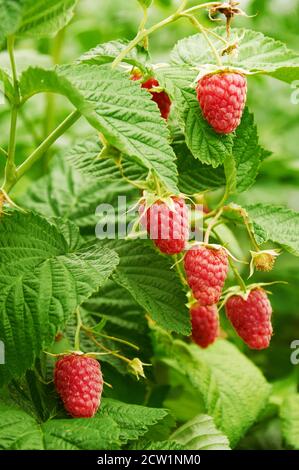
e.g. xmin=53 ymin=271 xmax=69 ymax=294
xmin=225 ymin=288 xmax=273 ymax=350
xmin=196 ymin=72 xmax=247 ymax=134
xmin=184 ymin=245 xmax=229 ymax=305
xmin=139 ymin=196 xmax=189 ymax=255
xmin=191 ymin=303 xmax=219 ymax=348
xmin=54 ymin=354 xmax=103 ymax=418
xmin=132 ymin=73 xmax=171 ymax=119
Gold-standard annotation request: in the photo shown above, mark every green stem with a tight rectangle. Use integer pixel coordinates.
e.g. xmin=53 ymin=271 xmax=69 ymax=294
xmin=173 ymin=254 xmax=187 ymax=287
xmin=88 ymin=334 xmax=131 ymax=364
xmin=112 ymin=2 xmax=219 ymax=69
xmin=3 ymin=105 xmax=18 ymax=191
xmin=74 ymin=308 xmax=82 ymax=351
xmin=3 ymin=36 xmax=19 ymax=193
xmin=183 ymin=2 xmax=221 ymax=16
xmin=3 ymin=110 xmax=81 ymax=193
xmin=0 ymin=147 xmax=8 ymax=159
xmin=204 ymin=208 xmax=223 ymax=244
xmin=43 ymin=28 xmax=66 ymax=170
xmin=7 ymin=35 xmax=19 ymax=98
xmin=184 ymin=14 xmax=222 ymax=66
xmin=229 ymin=258 xmax=247 ymax=292
xmin=82 ymin=325 xmax=139 ymax=351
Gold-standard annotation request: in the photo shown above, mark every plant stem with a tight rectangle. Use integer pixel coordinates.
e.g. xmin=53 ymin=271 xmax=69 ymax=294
xmin=173 ymin=254 xmax=187 ymax=286
xmin=88 ymin=333 xmax=131 ymax=364
xmin=112 ymin=2 xmax=219 ymax=69
xmin=204 ymin=208 xmax=223 ymax=244
xmin=183 ymin=2 xmax=221 ymax=16
xmin=7 ymin=36 xmax=19 ymax=98
xmin=0 ymin=147 xmax=8 ymax=159
xmin=43 ymin=28 xmax=66 ymax=170
xmin=229 ymin=258 xmax=247 ymax=292
xmin=3 ymin=110 xmax=81 ymax=193
xmin=2 ymin=36 xmax=19 ymax=193
xmin=184 ymin=14 xmax=223 ymax=66
xmin=74 ymin=308 xmax=82 ymax=351
xmin=82 ymin=325 xmax=139 ymax=351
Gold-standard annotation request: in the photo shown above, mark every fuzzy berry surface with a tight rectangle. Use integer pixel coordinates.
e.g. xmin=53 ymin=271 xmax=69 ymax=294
xmin=191 ymin=303 xmax=219 ymax=348
xmin=196 ymin=72 xmax=247 ymax=134
xmin=225 ymin=288 xmax=273 ymax=350
xmin=139 ymin=197 xmax=189 ymax=255
xmin=184 ymin=246 xmax=229 ymax=306
xmin=54 ymin=354 xmax=103 ymax=418
xmin=132 ymin=73 xmax=171 ymax=119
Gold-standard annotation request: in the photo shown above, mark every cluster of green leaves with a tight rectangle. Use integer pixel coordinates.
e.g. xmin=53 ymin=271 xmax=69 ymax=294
xmin=0 ymin=0 xmax=299 ymax=452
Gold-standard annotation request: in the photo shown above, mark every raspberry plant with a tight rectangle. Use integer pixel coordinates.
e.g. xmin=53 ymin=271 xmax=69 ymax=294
xmin=0 ymin=0 xmax=299 ymax=451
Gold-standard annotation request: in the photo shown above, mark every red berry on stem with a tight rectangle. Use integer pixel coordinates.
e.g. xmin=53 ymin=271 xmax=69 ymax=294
xmin=54 ymin=354 xmax=103 ymax=418
xmin=225 ymin=288 xmax=273 ymax=350
xmin=191 ymin=303 xmax=219 ymax=348
xmin=139 ymin=196 xmax=189 ymax=255
xmin=184 ymin=245 xmax=229 ymax=306
xmin=132 ymin=73 xmax=171 ymax=119
xmin=196 ymin=72 xmax=247 ymax=134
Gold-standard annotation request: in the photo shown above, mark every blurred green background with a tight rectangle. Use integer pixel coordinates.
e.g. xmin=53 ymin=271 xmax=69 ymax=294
xmin=0 ymin=0 xmax=299 ymax=383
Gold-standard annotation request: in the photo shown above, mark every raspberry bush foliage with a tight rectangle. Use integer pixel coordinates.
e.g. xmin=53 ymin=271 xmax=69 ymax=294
xmin=0 ymin=0 xmax=299 ymax=451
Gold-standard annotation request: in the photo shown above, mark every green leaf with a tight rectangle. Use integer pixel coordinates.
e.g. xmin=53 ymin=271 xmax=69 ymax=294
xmin=171 ymin=28 xmax=299 ymax=84
xmin=171 ymin=414 xmax=231 ymax=450
xmin=144 ymin=441 xmax=184 ymax=450
xmin=0 ymin=399 xmax=170 ymax=450
xmin=245 ymin=204 xmax=299 ymax=255
xmin=0 ymin=402 xmax=43 ymax=450
xmin=19 ymin=65 xmax=178 ymax=192
xmin=78 ymin=40 xmax=150 ymax=72
xmin=100 ymin=398 xmax=169 ymax=442
xmin=42 ymin=416 xmax=120 ymax=450
xmin=174 ymin=139 xmax=225 ymax=194
xmin=137 ymin=0 xmax=153 ymax=8
xmin=178 ymin=87 xmax=234 ymax=167
xmin=0 ymin=212 xmax=119 ymax=384
xmin=17 ymin=0 xmax=78 ymax=38
xmin=233 ymin=108 xmax=269 ymax=193
xmin=106 ymin=239 xmax=191 ymax=335
xmin=157 ymin=338 xmax=270 ymax=447
xmin=0 ymin=0 xmax=25 ymax=44
xmin=21 ymin=154 xmax=137 ymax=228
xmin=280 ymin=395 xmax=299 ymax=449
xmin=66 ymin=135 xmax=146 ymax=184
xmin=172 ymin=108 xmax=269 ymax=194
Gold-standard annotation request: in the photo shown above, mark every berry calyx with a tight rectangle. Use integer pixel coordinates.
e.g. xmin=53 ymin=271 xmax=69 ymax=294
xmin=196 ymin=71 xmax=247 ymax=134
xmin=249 ymin=250 xmax=280 ymax=276
xmin=139 ymin=196 xmax=189 ymax=255
xmin=184 ymin=245 xmax=229 ymax=306
xmin=54 ymin=353 xmax=103 ymax=418
xmin=225 ymin=288 xmax=273 ymax=350
xmin=191 ymin=303 xmax=219 ymax=348
xmin=132 ymin=72 xmax=171 ymax=120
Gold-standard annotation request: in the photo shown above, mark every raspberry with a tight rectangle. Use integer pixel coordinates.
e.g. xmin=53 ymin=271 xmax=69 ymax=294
xmin=225 ymin=288 xmax=273 ymax=350
xmin=139 ymin=197 xmax=189 ymax=255
xmin=196 ymin=72 xmax=247 ymax=134
xmin=54 ymin=354 xmax=103 ymax=418
xmin=191 ymin=303 xmax=219 ymax=348
xmin=132 ymin=73 xmax=171 ymax=119
xmin=184 ymin=245 xmax=229 ymax=305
